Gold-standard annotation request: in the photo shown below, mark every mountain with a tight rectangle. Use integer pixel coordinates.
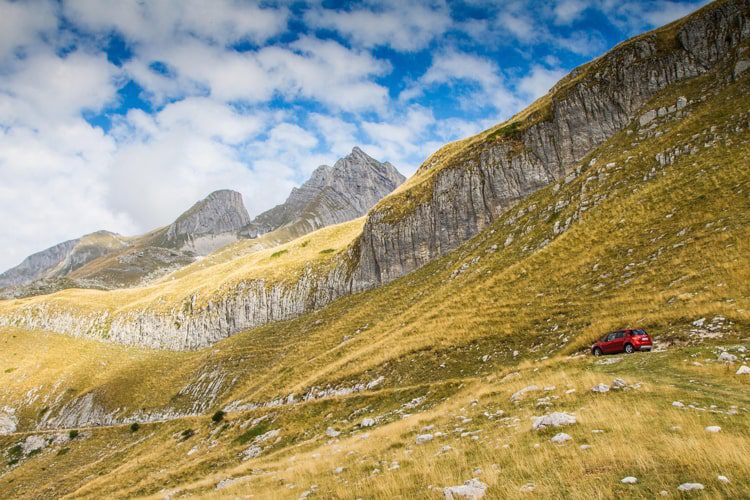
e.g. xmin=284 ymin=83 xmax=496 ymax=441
xmin=0 ymin=231 xmax=128 ymax=289
xmin=155 ymin=189 xmax=252 ymax=254
xmin=1 ymin=1 xmax=750 ymax=497
xmin=241 ymin=147 xmax=405 ymax=239
xmin=0 ymin=149 xmax=403 ymax=296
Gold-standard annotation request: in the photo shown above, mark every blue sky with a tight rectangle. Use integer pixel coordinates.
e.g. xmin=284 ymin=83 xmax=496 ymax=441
xmin=0 ymin=0 xmax=708 ymax=270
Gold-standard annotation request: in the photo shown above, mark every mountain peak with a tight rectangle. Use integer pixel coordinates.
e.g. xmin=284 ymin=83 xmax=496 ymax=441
xmin=165 ymin=189 xmax=251 ymax=246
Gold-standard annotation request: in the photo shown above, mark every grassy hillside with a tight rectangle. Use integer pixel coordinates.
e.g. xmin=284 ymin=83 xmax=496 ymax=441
xmin=1 ymin=54 xmax=749 ymax=497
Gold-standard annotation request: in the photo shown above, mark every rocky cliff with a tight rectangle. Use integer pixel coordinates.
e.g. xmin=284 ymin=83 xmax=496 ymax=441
xmin=350 ymin=0 xmax=750 ymax=290
xmin=242 ymin=147 xmax=405 ymax=239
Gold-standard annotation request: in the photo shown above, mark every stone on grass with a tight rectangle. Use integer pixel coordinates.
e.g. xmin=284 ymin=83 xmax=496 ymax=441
xmin=591 ymin=384 xmax=610 ymax=393
xmin=361 ymin=417 xmax=375 ymax=428
xmin=718 ymin=352 xmax=737 ymax=363
xmin=672 ymin=401 xmax=685 ymax=408
xmin=639 ymin=110 xmax=657 ymax=126
xmin=325 ymin=427 xmax=341 ymax=437
xmin=550 ymin=433 xmax=572 ymax=444
xmin=612 ymin=378 xmax=627 ymax=389
xmin=717 ymin=475 xmax=730 ymax=483
xmin=334 ymin=466 xmax=344 ymax=474
xmin=416 ymin=433 xmax=434 ymax=444
xmin=705 ymin=426 xmax=721 ymax=433
xmin=621 ymin=476 xmax=638 ymax=484
xmin=519 ymin=483 xmax=536 ymax=493
xmin=736 ymin=365 xmax=750 ymax=375
xmin=677 ymin=483 xmax=704 ymax=491
xmin=443 ymin=478 xmax=487 ymax=499
xmin=532 ymin=412 xmax=576 ymax=430
xmin=0 ymin=409 xmax=17 ymax=436
xmin=241 ymin=445 xmax=262 ymax=460
xmin=511 ymin=385 xmax=539 ymax=402
xmin=579 ymin=444 xmax=592 ymax=450
xmin=22 ymin=435 xmax=46 ymax=455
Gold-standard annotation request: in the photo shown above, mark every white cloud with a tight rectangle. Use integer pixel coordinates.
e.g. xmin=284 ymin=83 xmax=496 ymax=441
xmin=0 ymin=0 xmax=58 ymax=60
xmin=516 ymin=65 xmax=567 ymax=100
xmin=305 ymin=0 xmax=451 ymax=52
xmin=62 ymin=0 xmax=289 ymax=46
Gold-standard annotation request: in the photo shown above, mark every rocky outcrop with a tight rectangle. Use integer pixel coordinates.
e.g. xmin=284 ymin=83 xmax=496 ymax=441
xmin=242 ymin=147 xmax=405 ymax=238
xmin=0 ymin=239 xmax=79 ymax=288
xmin=351 ymin=0 xmax=750 ymax=289
xmin=160 ymin=189 xmax=251 ymax=255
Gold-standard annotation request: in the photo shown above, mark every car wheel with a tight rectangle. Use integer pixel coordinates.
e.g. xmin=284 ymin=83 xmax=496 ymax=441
xmin=624 ymin=344 xmax=634 ymax=354
xmin=593 ymin=347 xmax=602 ymax=356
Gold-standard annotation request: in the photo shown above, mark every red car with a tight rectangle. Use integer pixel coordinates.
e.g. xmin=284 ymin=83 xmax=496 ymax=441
xmin=592 ymin=329 xmax=653 ymax=356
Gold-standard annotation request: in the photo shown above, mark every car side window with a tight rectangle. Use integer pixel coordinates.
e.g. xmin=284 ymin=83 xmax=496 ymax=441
xmin=615 ymin=331 xmax=625 ymax=339
xmin=606 ymin=332 xmax=617 ymax=341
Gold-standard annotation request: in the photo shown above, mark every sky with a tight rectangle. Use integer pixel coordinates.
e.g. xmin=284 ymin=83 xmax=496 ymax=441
xmin=0 ymin=0 xmax=709 ymax=271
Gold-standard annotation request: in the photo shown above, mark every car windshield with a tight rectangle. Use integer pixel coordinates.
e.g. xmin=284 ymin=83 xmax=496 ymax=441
xmin=633 ymin=329 xmax=647 ymax=335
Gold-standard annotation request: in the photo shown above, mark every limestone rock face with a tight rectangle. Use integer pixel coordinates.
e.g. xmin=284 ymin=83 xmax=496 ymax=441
xmin=0 ymin=239 xmax=79 ymax=288
xmin=350 ymin=0 xmax=750 ymax=291
xmin=242 ymin=147 xmax=405 ymax=238
xmin=162 ymin=190 xmax=251 ymax=254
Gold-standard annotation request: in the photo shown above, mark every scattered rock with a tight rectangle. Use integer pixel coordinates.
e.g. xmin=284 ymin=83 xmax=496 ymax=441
xmin=672 ymin=401 xmax=685 ymax=408
xmin=718 ymin=352 xmax=737 ymax=363
xmin=334 ymin=466 xmax=344 ymax=474
xmin=591 ymin=384 xmax=610 ymax=393
xmin=361 ymin=417 xmax=375 ymax=428
xmin=0 ymin=408 xmax=17 ymax=435
xmin=612 ymin=378 xmax=627 ymax=389
xmin=511 ymin=385 xmax=539 ymax=403
xmin=532 ymin=412 xmax=576 ymax=430
xmin=416 ymin=433 xmax=434 ymax=444
xmin=705 ymin=426 xmax=721 ymax=433
xmin=579 ymin=444 xmax=591 ymax=450
xmin=734 ymin=59 xmax=750 ymax=79
xmin=717 ymin=475 xmax=730 ymax=483
xmin=736 ymin=365 xmax=750 ymax=375
xmin=621 ymin=477 xmax=638 ymax=484
xmin=519 ymin=483 xmax=536 ymax=493
xmin=22 ymin=435 xmax=46 ymax=455
xmin=443 ymin=478 xmax=487 ymax=499
xmin=676 ymin=96 xmax=688 ymax=110
xmin=241 ymin=445 xmax=262 ymax=460
xmin=677 ymin=483 xmax=704 ymax=491
xmin=325 ymin=427 xmax=341 ymax=437
xmin=550 ymin=433 xmax=572 ymax=444
xmin=639 ymin=110 xmax=657 ymax=126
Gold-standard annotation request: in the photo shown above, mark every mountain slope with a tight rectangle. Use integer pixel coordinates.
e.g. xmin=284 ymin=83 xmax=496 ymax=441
xmin=1 ymin=37 xmax=750 ymax=496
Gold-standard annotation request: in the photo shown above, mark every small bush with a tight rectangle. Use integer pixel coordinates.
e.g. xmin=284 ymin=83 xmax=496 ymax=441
xmin=319 ymin=248 xmax=336 ymax=254
xmin=271 ymin=249 xmax=288 ymax=258
xmin=211 ymin=410 xmax=225 ymax=423
xmin=68 ymin=430 xmax=79 ymax=439
xmin=180 ymin=428 xmax=195 ymax=440
xmin=236 ymin=423 xmax=268 ymax=445
xmin=57 ymin=448 xmax=69 ymax=456
xmin=129 ymin=422 xmax=140 ymax=433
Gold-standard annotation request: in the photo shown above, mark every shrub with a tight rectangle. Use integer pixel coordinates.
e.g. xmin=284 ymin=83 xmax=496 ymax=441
xmin=236 ymin=423 xmax=268 ymax=445
xmin=211 ymin=410 xmax=225 ymax=423
xmin=68 ymin=430 xmax=79 ymax=439
xmin=130 ymin=422 xmax=140 ymax=433
xmin=319 ymin=248 xmax=336 ymax=254
xmin=180 ymin=428 xmax=195 ymax=440
xmin=271 ymin=249 xmax=288 ymax=258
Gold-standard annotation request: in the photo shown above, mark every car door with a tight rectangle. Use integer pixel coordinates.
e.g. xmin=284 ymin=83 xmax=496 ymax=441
xmin=602 ymin=332 xmax=617 ymax=353
xmin=611 ymin=331 xmax=625 ymax=352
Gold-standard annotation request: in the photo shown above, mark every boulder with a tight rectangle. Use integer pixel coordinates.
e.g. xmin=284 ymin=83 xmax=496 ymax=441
xmin=443 ymin=478 xmax=487 ymax=499
xmin=705 ymin=426 xmax=721 ymax=433
xmin=736 ymin=365 xmax=750 ymax=375
xmin=639 ymin=110 xmax=657 ymax=126
xmin=532 ymin=412 xmax=576 ymax=430
xmin=550 ymin=433 xmax=572 ymax=444
xmin=677 ymin=483 xmax=704 ymax=491
xmin=718 ymin=351 xmax=737 ymax=363
xmin=591 ymin=384 xmax=610 ymax=393
xmin=621 ymin=477 xmax=638 ymax=484
xmin=416 ymin=433 xmax=434 ymax=444
xmin=325 ymin=427 xmax=341 ymax=437
xmin=361 ymin=417 xmax=375 ymax=428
